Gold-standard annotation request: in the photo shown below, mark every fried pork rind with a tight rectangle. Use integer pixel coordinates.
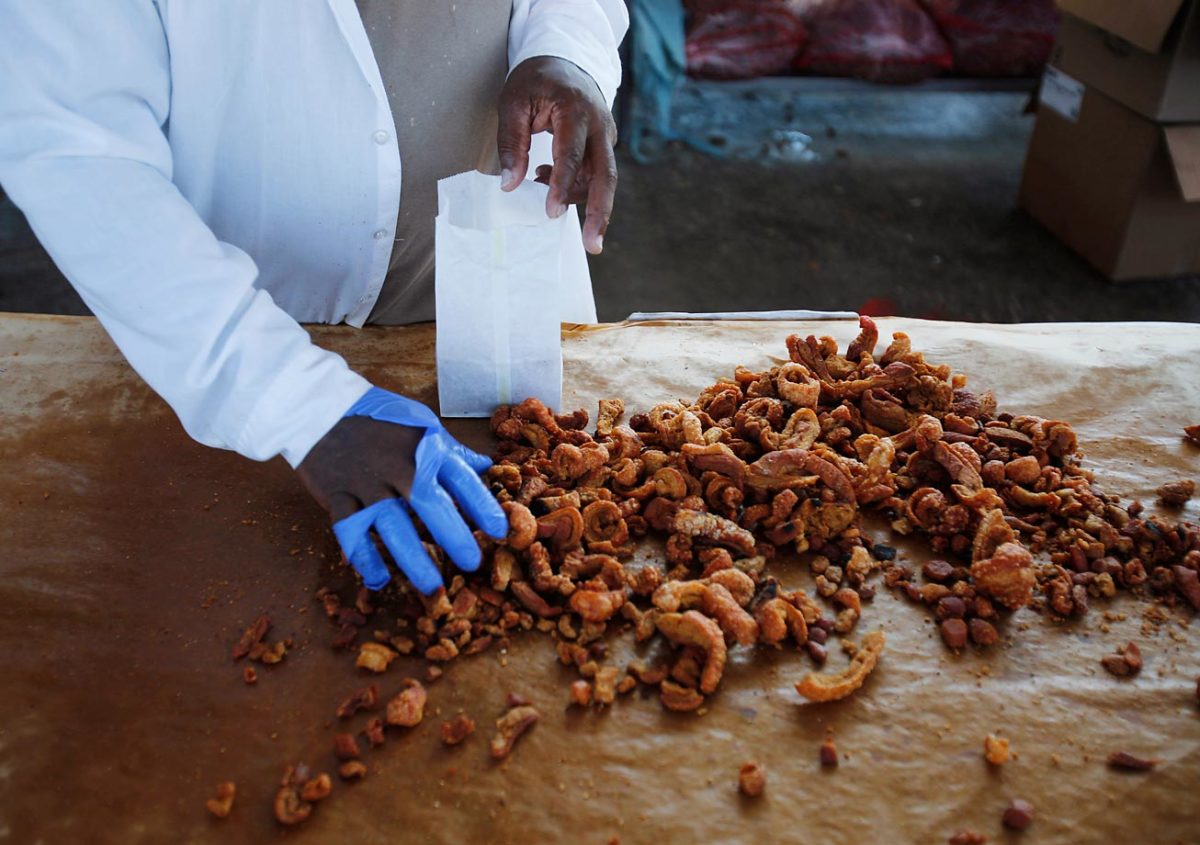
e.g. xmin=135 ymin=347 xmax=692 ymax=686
xmin=440 ymin=714 xmax=476 ymax=746
xmin=795 ymin=630 xmax=886 ymax=702
xmin=700 ymin=583 xmax=759 ymax=646
xmin=651 ymin=579 xmax=708 ymax=613
xmin=983 ymin=734 xmax=1010 ymax=766
xmin=971 ymin=543 xmax=1036 ymax=610
xmin=737 ymin=761 xmax=767 ymax=797
xmin=681 ymin=442 xmax=748 ymax=485
xmin=502 ymin=501 xmax=538 ymax=551
xmin=527 ymin=541 xmax=575 ymax=596
xmin=273 ymin=785 xmax=311 ymax=826
xmin=655 ymin=610 xmax=727 ymax=694
xmin=708 ymin=568 xmax=756 ymax=606
xmin=510 ymin=581 xmax=562 ymax=618
xmin=754 ymin=593 xmax=809 ymax=648
xmin=971 ymin=508 xmax=1015 ymax=562
xmin=744 ymin=449 xmax=820 ymax=493
xmin=853 ymin=435 xmax=898 ymax=502
xmin=536 ymin=507 xmax=584 ymax=551
xmin=355 ymin=642 xmax=397 ymax=674
xmin=567 ymin=585 xmax=627 ymax=623
xmin=595 ymin=398 xmax=625 ymax=436
xmin=969 ymin=509 xmax=1035 ymax=609
xmin=490 ymin=704 xmax=540 ymax=759
xmin=368 ymin=326 xmax=1200 ymax=730
xmin=659 ymin=679 xmax=705 ymax=712
xmin=800 ymin=452 xmax=856 ymax=503
xmin=385 ymin=679 xmax=427 ymax=728
xmin=592 ymin=666 xmax=620 ymax=705
xmin=273 ymin=764 xmax=329 ymax=826
xmin=775 ymin=363 xmax=821 ymax=408
xmin=568 ymin=679 xmax=593 ymax=707
xmin=231 ymin=614 xmax=270 ymax=661
xmin=333 ymin=733 xmax=360 ymax=761
xmin=205 ymin=782 xmax=236 ymax=819
xmin=1157 ymin=479 xmax=1195 ymax=507
xmin=581 ymin=500 xmax=629 ymax=547
xmin=672 ymin=509 xmax=756 ymax=557
xmin=335 ymin=685 xmax=379 ymax=720
xmin=299 ymin=773 xmax=332 ymax=803
xmin=846 ymin=314 xmax=879 ymax=362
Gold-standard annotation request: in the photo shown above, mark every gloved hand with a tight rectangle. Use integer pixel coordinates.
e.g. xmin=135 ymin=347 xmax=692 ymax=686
xmin=297 ymin=387 xmax=508 ymax=594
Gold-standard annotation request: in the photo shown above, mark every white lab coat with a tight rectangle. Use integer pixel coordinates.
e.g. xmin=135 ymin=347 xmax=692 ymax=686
xmin=0 ymin=0 xmax=627 ymax=467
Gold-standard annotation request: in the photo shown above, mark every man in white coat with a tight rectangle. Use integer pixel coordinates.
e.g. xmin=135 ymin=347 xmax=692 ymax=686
xmin=0 ymin=1 xmax=627 ymax=593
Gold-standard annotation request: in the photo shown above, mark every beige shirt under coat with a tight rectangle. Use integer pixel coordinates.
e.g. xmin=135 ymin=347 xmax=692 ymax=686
xmin=355 ymin=1 xmax=513 ymax=325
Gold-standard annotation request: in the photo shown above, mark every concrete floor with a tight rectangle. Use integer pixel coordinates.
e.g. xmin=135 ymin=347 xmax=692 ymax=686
xmin=3 ymin=90 xmax=1199 ymax=323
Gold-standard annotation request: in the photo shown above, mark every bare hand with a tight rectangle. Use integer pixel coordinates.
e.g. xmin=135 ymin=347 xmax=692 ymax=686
xmin=497 ymin=56 xmax=618 ymax=255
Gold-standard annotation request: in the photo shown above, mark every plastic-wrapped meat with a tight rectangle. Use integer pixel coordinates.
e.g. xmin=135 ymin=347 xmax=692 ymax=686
xmin=919 ymin=0 xmax=1059 ymax=77
xmin=795 ymin=0 xmax=952 ymax=83
xmin=686 ymin=1 xmax=809 ymax=80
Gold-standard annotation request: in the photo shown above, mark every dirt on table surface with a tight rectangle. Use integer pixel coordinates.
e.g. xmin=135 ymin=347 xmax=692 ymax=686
xmin=0 ymin=314 xmax=1197 ymax=845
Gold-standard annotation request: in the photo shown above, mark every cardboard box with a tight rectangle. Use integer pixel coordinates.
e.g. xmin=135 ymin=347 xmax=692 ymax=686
xmin=1052 ymin=0 xmax=1200 ymax=122
xmin=1019 ymin=72 xmax=1200 ymax=280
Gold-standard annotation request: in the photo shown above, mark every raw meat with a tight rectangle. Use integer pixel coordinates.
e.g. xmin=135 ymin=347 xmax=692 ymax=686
xmin=920 ymin=0 xmax=1059 ymax=77
xmin=796 ymin=0 xmax=952 ymax=83
xmin=686 ymin=1 xmax=809 ymax=80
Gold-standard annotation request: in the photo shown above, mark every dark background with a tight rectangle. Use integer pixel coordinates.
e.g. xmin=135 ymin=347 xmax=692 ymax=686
xmin=4 ymin=89 xmax=1199 ymax=323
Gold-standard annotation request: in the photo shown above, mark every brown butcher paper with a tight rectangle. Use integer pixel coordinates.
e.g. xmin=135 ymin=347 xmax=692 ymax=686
xmin=0 ymin=315 xmax=1197 ymax=845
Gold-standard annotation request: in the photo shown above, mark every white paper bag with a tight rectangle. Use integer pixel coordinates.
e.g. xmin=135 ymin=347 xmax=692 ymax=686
xmin=436 ymin=170 xmax=596 ymax=417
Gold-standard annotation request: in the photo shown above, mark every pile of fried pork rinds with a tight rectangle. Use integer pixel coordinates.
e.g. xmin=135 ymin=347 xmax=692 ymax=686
xmin=326 ymin=317 xmax=1198 ymax=717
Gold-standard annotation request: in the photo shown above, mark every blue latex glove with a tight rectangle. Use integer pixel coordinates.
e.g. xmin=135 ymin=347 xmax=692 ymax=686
xmin=330 ymin=388 xmax=508 ymax=594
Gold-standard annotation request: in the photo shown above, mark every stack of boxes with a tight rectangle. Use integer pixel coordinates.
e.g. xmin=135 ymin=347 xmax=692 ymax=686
xmin=1019 ymin=0 xmax=1200 ymax=280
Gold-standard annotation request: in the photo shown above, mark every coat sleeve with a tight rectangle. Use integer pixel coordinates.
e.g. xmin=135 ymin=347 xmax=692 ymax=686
xmin=509 ymin=0 xmax=629 ymax=107
xmin=0 ymin=1 xmax=371 ymax=467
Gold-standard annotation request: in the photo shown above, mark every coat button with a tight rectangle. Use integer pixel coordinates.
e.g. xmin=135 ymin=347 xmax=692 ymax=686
xmin=373 ymin=229 xmax=387 ymax=240
xmin=373 ymin=130 xmax=389 ymax=145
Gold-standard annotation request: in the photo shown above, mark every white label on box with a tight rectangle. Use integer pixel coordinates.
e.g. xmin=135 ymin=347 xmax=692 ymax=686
xmin=1041 ymin=67 xmax=1084 ymax=123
